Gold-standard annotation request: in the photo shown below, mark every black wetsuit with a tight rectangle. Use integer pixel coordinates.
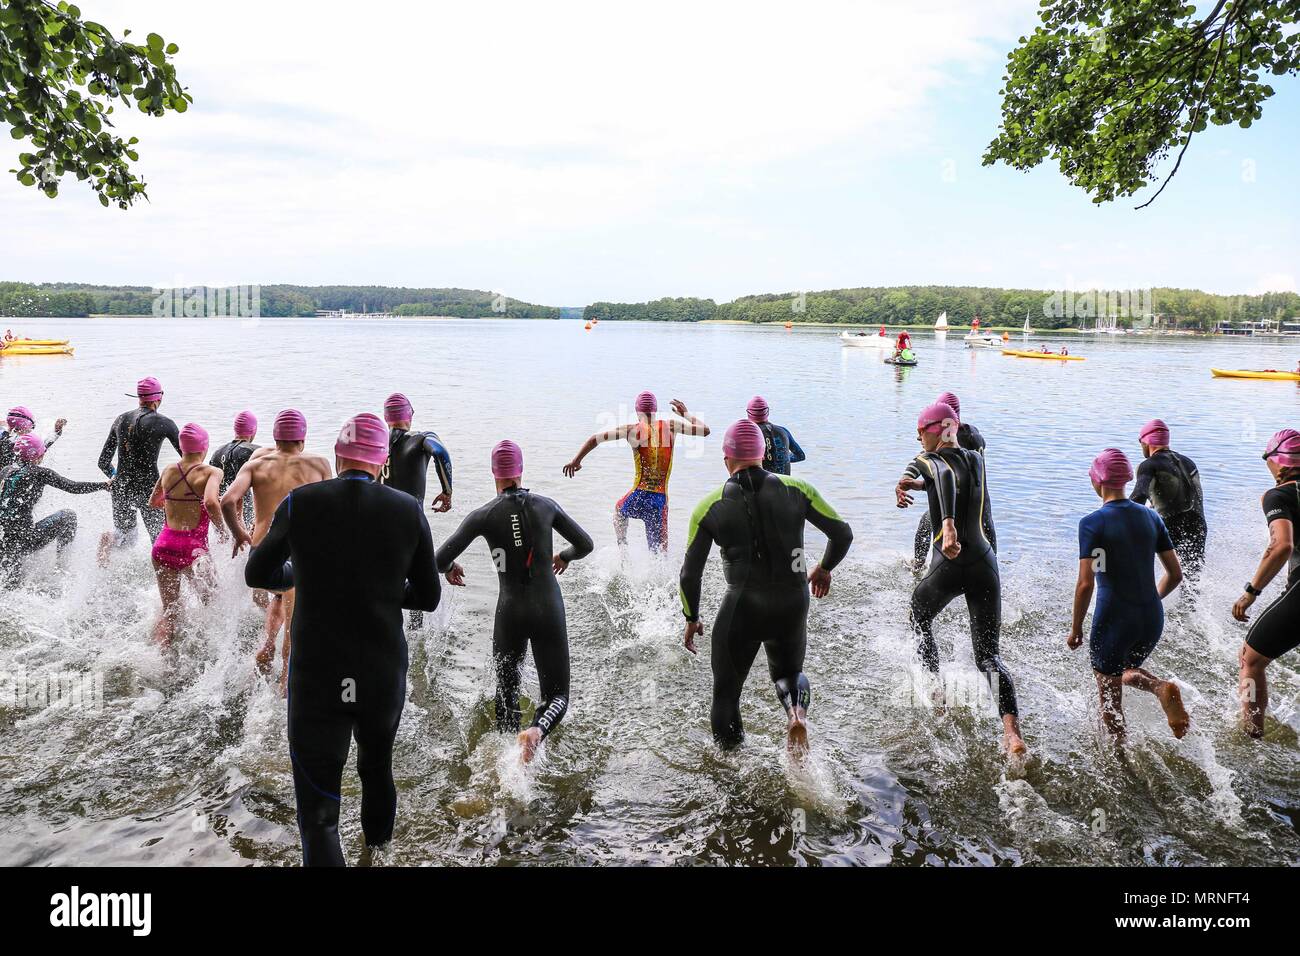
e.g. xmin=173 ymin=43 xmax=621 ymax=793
xmin=912 ymin=422 xmax=996 ymax=567
xmin=244 ymin=471 xmax=441 ymax=867
xmin=98 ymin=406 xmax=180 ymax=543
xmin=1131 ymin=448 xmax=1207 ymax=574
xmin=435 ymin=487 xmax=593 ymax=739
xmin=1245 ymin=481 xmax=1300 ymax=660
xmin=0 ymin=463 xmax=107 ymax=576
xmin=679 ymin=468 xmax=853 ymax=748
xmin=906 ymin=445 xmax=1018 ymax=718
xmin=0 ymin=428 xmax=59 ymax=470
xmin=380 ymin=427 xmax=452 ymax=628
xmin=210 ymin=438 xmax=259 ymax=528
xmin=755 ymin=421 xmax=806 ymax=476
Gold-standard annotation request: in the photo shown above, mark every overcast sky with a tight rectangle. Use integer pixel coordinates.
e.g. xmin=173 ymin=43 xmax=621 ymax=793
xmin=2 ymin=0 xmax=1296 ymax=304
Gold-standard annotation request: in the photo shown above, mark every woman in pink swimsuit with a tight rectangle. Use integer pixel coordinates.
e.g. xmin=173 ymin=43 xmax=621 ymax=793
xmin=148 ymin=423 xmax=226 ymax=646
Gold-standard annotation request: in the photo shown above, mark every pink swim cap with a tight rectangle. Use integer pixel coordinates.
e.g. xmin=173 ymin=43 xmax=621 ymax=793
xmin=233 ymin=410 xmax=257 ymax=438
xmin=13 ymin=433 xmax=45 ymax=463
xmin=634 ymin=391 xmax=658 ymax=414
xmin=179 ymin=423 xmax=209 ymax=454
xmin=383 ymin=392 xmax=414 ymax=425
xmin=334 ymin=413 xmax=389 ymax=465
xmin=6 ymin=405 xmax=34 ymax=433
xmin=936 ymin=392 xmax=961 ymax=422
xmin=1089 ymin=448 xmax=1134 ymax=489
xmin=274 ymin=409 xmax=308 ymax=442
xmin=491 ymin=439 xmax=524 ymax=479
xmin=917 ymin=402 xmax=959 ymax=438
xmin=746 ymin=395 xmax=770 ymax=423
xmin=133 ymin=376 xmax=163 ymax=400
xmin=722 ymin=420 xmax=765 ymax=461
xmin=1264 ymin=428 xmax=1300 ymax=468
xmin=1140 ymin=418 xmax=1170 ymax=447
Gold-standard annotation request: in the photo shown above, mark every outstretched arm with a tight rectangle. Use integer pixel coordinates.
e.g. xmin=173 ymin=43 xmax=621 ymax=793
xmin=669 ymin=399 xmax=709 ymax=437
xmin=35 ymin=466 xmax=109 ymax=496
xmin=245 ymin=497 xmax=293 ymax=592
xmin=563 ymin=425 xmax=627 ymax=477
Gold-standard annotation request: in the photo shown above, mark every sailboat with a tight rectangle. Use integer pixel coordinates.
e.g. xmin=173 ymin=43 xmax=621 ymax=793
xmin=934 ymin=311 xmax=949 ymax=330
xmin=1023 ymin=310 xmax=1033 ymax=336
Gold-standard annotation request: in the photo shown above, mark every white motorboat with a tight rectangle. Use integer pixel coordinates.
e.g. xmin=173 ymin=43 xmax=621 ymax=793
xmin=840 ymin=331 xmax=895 ymax=349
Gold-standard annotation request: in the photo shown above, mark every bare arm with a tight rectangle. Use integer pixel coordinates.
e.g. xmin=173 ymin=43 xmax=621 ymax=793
xmin=563 ymin=426 xmax=628 ymax=477
xmin=1234 ymin=517 xmax=1294 ymax=621
xmin=669 ymin=399 xmax=709 ymax=437
xmin=148 ymin=472 xmax=167 ymax=510
xmin=221 ymin=462 xmax=256 ymax=549
xmin=203 ymin=467 xmax=225 ymax=532
xmin=1155 ymin=549 xmax=1183 ymax=599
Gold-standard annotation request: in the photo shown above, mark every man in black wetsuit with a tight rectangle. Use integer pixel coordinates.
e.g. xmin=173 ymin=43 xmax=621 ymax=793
xmin=0 ymin=435 xmax=110 ymax=580
xmin=209 ymin=410 xmax=260 ymax=530
xmin=380 ymin=392 xmax=453 ymax=629
xmin=1132 ymin=419 xmax=1207 ymax=576
xmin=912 ymin=391 xmax=995 ymax=571
xmin=436 ymin=440 xmax=593 ymax=763
xmin=245 ymin=413 xmax=440 ymax=867
xmin=679 ymin=420 xmax=853 ymax=755
xmin=746 ymin=395 xmax=805 ymax=476
xmin=97 ymin=376 xmax=180 ymax=555
xmin=896 ymin=401 xmax=1026 ymax=758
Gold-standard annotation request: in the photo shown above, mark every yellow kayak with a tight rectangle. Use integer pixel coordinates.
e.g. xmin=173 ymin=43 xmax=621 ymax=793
xmin=0 ymin=345 xmax=74 ymax=356
xmin=1002 ymin=348 xmax=1085 ymax=361
xmin=4 ymin=338 xmax=70 ymax=347
xmin=1211 ymin=368 xmax=1300 ymax=381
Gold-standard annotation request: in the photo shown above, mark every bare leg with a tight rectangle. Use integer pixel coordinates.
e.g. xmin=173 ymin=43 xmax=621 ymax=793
xmin=518 ymin=727 xmax=542 ymax=764
xmin=152 ymin=562 xmax=183 ymax=647
xmin=1122 ymin=667 xmax=1189 ymax=738
xmin=1238 ymin=644 xmax=1271 ymax=739
xmin=279 ymin=589 xmax=295 ymax=697
xmin=1002 ymin=713 xmax=1027 ymax=756
xmin=786 ymin=704 xmax=809 ymax=758
xmin=612 ymin=508 xmax=629 ymax=548
xmin=255 ymin=595 xmax=285 ymax=674
xmin=1095 ymin=672 xmax=1126 ymax=742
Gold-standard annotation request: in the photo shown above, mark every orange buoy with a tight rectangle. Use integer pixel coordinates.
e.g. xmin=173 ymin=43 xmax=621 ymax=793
xmin=584 ymin=322 xmax=593 ymax=330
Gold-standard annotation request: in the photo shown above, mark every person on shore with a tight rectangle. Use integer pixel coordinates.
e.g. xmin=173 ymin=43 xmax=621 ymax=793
xmin=679 ymin=420 xmax=853 ymax=755
xmin=1233 ymin=429 xmax=1300 ymax=737
xmin=245 ymin=413 xmax=441 ymax=866
xmin=562 ymin=391 xmax=710 ymax=553
xmin=0 ymin=434 xmax=110 ymax=580
xmin=895 ymin=402 xmax=1026 ymax=757
xmin=221 ymin=409 xmax=331 ymax=691
xmin=210 ymin=411 xmax=260 ymax=531
xmin=96 ymin=377 xmax=180 ymax=558
xmin=0 ymin=406 xmax=66 ymax=470
xmin=912 ymin=391 xmax=995 ymax=571
xmin=436 ymin=440 xmax=593 ymax=763
xmin=746 ymin=396 xmax=805 ymax=476
xmin=1068 ymin=448 xmax=1188 ymax=742
xmin=1130 ymin=419 xmax=1207 ymax=576
xmin=148 ymin=424 xmax=225 ymax=647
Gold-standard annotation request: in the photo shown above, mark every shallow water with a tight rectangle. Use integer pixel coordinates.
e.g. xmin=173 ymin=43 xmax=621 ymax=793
xmin=2 ymin=317 xmax=1299 ymax=865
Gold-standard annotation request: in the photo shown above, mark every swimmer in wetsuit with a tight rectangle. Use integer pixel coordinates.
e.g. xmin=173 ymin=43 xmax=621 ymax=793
xmin=1232 ymin=429 xmax=1300 ymax=737
xmin=679 ymin=420 xmax=853 ymax=755
xmin=1131 ymin=419 xmax=1207 ymax=576
xmin=0 ymin=405 xmax=66 ymax=470
xmin=1069 ymin=448 xmax=1188 ymax=741
xmin=563 ymin=390 xmax=709 ymax=553
xmin=209 ymin=410 xmax=260 ymax=530
xmin=96 ymin=377 xmax=180 ymax=557
xmin=746 ymin=395 xmax=805 ymax=476
xmin=911 ymin=391 xmax=996 ymax=570
xmin=437 ymin=440 xmax=593 ymax=763
xmin=0 ymin=434 xmax=110 ymax=580
xmin=895 ymin=402 xmax=1026 ymax=757
xmin=245 ymin=413 xmax=440 ymax=866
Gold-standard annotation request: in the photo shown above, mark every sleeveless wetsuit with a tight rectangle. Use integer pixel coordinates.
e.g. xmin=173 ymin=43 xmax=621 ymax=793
xmin=912 ymin=422 xmax=996 ymax=566
xmin=1130 ymin=449 xmax=1207 ymax=574
xmin=1245 ymin=480 xmax=1300 ymax=660
xmin=617 ymin=419 xmax=674 ymax=551
xmin=1078 ymin=499 xmax=1174 ymax=676
xmin=436 ymin=488 xmax=593 ymax=739
xmin=151 ymin=465 xmax=212 ymax=571
xmin=244 ymin=471 xmax=441 ymax=866
xmin=755 ymin=421 xmax=806 ymax=476
xmin=907 ymin=445 xmax=1018 ymax=717
xmin=98 ymin=406 xmax=180 ymax=543
xmin=0 ymin=463 xmax=106 ymax=575
xmin=210 ymin=438 xmax=259 ymax=528
xmin=379 ymin=428 xmax=453 ymax=504
xmin=679 ymin=468 xmax=853 ymax=748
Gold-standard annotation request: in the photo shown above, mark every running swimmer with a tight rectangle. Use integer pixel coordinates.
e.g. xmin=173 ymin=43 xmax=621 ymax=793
xmin=1232 ymin=429 xmax=1300 ymax=738
xmin=1130 ymin=419 xmax=1207 ymax=576
xmin=911 ymin=391 xmax=996 ymax=571
xmin=896 ymin=402 xmax=1026 ymax=757
xmin=562 ymin=391 xmax=710 ymax=553
xmin=679 ymin=420 xmax=853 ymax=754
xmin=245 ymin=413 xmax=440 ymax=866
xmin=746 ymin=396 xmax=805 ymax=476
xmin=1069 ymin=448 xmax=1188 ymax=741
xmin=0 ymin=434 xmax=110 ymax=581
xmin=437 ymin=440 xmax=594 ymax=763
xmin=96 ymin=377 xmax=180 ymax=557
xmin=1 ymin=406 xmax=66 ymax=469
xmin=148 ymin=424 xmax=226 ymax=647
xmin=221 ymin=409 xmax=332 ymax=691
xmin=210 ymin=410 xmax=260 ymax=530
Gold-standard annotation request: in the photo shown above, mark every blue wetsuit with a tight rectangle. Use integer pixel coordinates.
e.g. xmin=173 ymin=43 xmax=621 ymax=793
xmin=1078 ymin=499 xmax=1174 ymax=677
xmin=755 ymin=421 xmax=805 ymax=476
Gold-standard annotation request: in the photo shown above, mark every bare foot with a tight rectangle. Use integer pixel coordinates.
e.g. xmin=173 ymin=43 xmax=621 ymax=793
xmin=278 ymin=664 xmax=289 ymax=700
xmin=97 ymin=532 xmax=113 ymax=568
xmin=1156 ymin=682 xmax=1190 ymax=739
xmin=254 ymin=637 xmax=276 ymax=674
xmin=518 ymin=727 xmax=542 ymax=764
xmin=1003 ymin=716 xmax=1028 ymax=758
xmin=787 ymin=712 xmax=809 ymax=758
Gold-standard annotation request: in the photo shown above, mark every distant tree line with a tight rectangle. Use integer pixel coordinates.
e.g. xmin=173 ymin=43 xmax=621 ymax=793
xmin=585 ymin=297 xmax=718 ymax=323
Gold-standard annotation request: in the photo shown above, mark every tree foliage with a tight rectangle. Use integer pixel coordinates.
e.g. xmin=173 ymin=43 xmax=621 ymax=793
xmin=0 ymin=0 xmax=189 ymax=207
xmin=985 ymin=0 xmax=1300 ymax=205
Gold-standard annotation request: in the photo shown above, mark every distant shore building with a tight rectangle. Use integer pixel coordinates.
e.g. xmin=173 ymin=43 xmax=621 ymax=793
xmin=316 ymin=308 xmax=394 ymax=320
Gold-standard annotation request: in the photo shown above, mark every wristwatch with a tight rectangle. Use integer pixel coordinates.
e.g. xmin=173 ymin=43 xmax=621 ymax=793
xmin=1244 ymin=582 xmax=1262 ymax=597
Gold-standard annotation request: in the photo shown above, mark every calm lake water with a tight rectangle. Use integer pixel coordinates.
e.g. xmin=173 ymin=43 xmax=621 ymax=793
xmin=2 ymin=317 xmax=1299 ymax=866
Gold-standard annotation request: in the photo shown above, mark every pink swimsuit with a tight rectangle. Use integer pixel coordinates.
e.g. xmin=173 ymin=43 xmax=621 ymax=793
xmin=151 ymin=465 xmax=211 ymax=571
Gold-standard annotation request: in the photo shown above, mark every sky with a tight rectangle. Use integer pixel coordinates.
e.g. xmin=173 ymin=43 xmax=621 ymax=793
xmin=1 ymin=0 xmax=1297 ymax=305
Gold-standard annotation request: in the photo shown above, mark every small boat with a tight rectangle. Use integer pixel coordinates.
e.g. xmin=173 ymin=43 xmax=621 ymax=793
xmin=934 ymin=311 xmax=949 ymax=330
xmin=1002 ymin=348 xmax=1084 ymax=362
xmin=1211 ymin=368 xmax=1300 ymax=381
xmin=884 ymin=356 xmax=918 ymax=367
xmin=840 ymin=331 xmax=894 ymax=349
xmin=0 ymin=344 xmax=75 ymax=356
xmin=964 ymin=332 xmax=1002 ymax=348
xmin=4 ymin=338 xmax=70 ymax=347
xmin=1022 ymin=312 xmax=1033 ymax=336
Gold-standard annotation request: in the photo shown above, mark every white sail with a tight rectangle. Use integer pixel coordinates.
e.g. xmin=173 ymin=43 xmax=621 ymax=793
xmin=934 ymin=311 xmax=948 ymax=330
